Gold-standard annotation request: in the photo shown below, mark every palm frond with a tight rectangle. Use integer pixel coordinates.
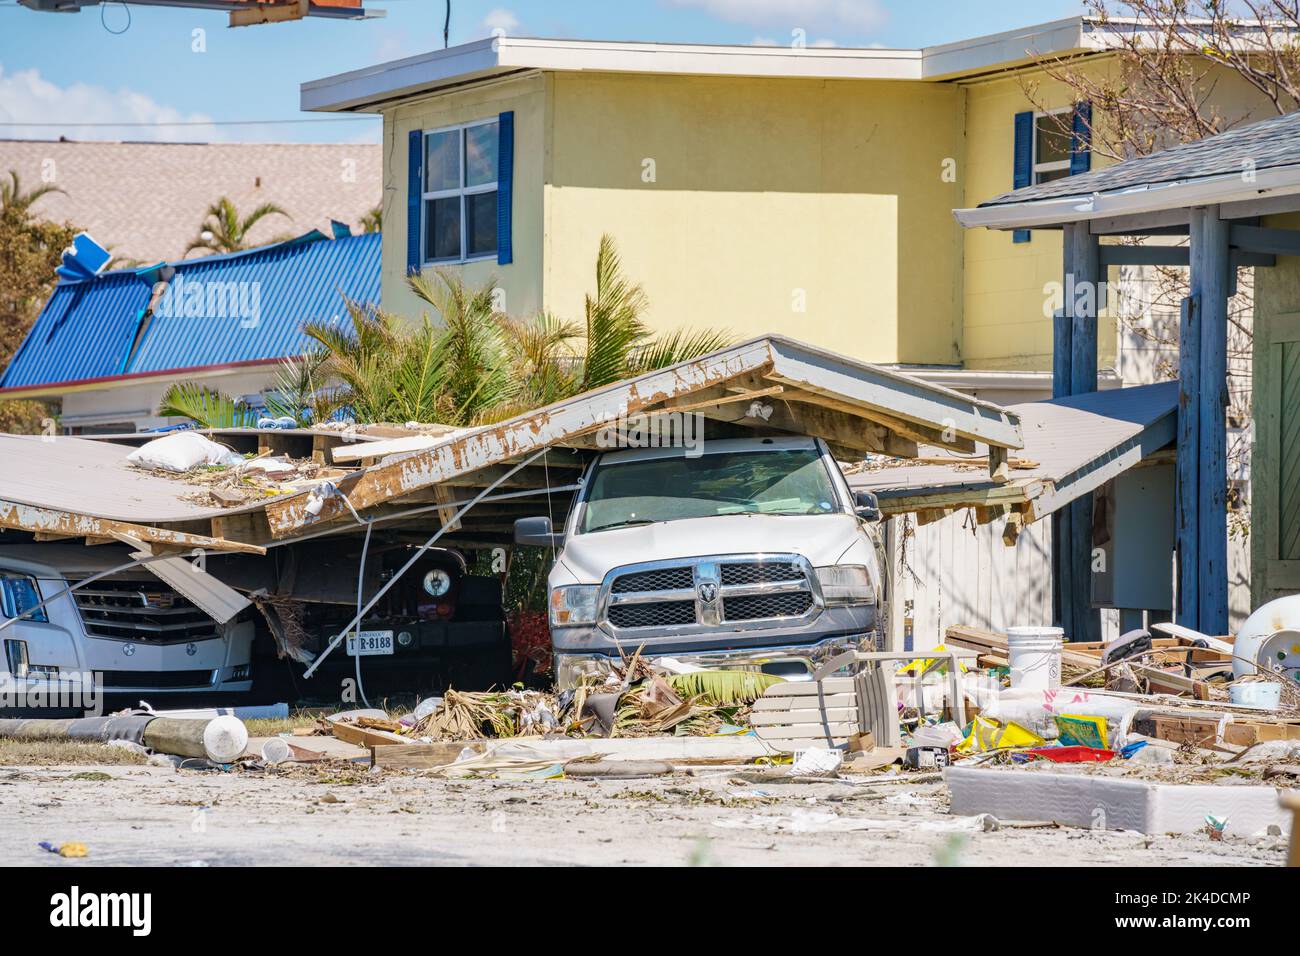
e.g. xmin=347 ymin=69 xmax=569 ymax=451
xmin=0 ymin=170 xmax=65 ymax=215
xmin=580 ymin=234 xmax=651 ymax=391
xmin=158 ymin=381 xmax=256 ymax=428
xmin=629 ymin=327 xmax=734 ymax=375
xmin=261 ymin=350 xmax=339 ymax=425
xmin=663 ymin=670 xmax=785 ymax=706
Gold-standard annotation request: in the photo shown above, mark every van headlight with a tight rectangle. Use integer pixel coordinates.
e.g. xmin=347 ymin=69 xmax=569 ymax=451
xmin=815 ymin=565 xmax=875 ymax=605
xmin=549 ymin=586 xmax=599 ymax=627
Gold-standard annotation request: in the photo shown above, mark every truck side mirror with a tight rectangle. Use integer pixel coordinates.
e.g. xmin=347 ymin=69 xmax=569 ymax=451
xmin=853 ymin=491 xmax=881 ymax=522
xmin=514 ymin=516 xmax=564 ymax=548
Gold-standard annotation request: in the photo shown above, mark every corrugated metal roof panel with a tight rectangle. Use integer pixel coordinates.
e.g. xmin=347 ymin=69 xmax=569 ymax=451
xmin=0 ymin=271 xmax=152 ymax=389
xmin=127 ymin=231 xmax=380 ymax=374
xmin=0 ymin=232 xmax=380 ymax=394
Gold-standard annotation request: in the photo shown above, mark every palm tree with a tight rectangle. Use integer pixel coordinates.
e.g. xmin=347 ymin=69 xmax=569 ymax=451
xmin=157 ymin=381 xmax=259 ymax=428
xmin=360 ymin=205 xmax=382 ymax=234
xmin=261 ymin=350 xmax=342 ymax=426
xmin=407 ymin=270 xmax=514 ymax=425
xmin=185 ymin=197 xmax=290 ymax=257
xmin=158 ymin=235 xmax=732 ymax=430
xmin=573 ymin=234 xmax=731 ymax=392
xmin=0 ymin=171 xmax=63 ymax=218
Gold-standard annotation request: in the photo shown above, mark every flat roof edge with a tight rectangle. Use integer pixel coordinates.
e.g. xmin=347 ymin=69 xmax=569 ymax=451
xmin=300 ymin=18 xmax=1110 ymax=113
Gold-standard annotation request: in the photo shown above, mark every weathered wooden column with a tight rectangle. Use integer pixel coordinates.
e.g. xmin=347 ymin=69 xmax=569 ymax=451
xmin=1188 ymin=205 xmax=1231 ymax=635
xmin=1052 ymin=231 xmax=1077 ymax=633
xmin=1068 ymin=221 xmax=1102 ymax=643
xmin=1051 ymin=223 xmax=1101 ymax=641
xmin=1176 ymin=290 xmax=1200 ymax=628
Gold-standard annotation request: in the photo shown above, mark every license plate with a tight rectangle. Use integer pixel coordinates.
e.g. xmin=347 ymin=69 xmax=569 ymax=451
xmin=346 ymin=630 xmax=394 ymax=656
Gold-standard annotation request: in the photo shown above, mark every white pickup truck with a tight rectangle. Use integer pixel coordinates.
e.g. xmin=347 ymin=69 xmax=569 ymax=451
xmin=0 ymin=544 xmax=254 ymax=713
xmin=515 ymin=436 xmax=886 ymax=688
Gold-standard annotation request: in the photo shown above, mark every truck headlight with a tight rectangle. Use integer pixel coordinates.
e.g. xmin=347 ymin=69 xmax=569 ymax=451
xmin=815 ymin=565 xmax=875 ymax=605
xmin=549 ymin=585 xmax=599 ymax=627
xmin=554 ymin=653 xmax=615 ymax=689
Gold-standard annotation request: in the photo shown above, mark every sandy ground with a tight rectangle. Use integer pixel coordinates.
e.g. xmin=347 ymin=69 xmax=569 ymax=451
xmin=0 ymin=762 xmax=1288 ymax=866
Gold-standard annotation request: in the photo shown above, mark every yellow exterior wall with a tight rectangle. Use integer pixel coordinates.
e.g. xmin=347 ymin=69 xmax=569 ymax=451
xmin=960 ymin=69 xmax=1110 ymax=372
xmin=542 ymin=72 xmax=965 ymax=364
xmin=377 ymin=58 xmax=1279 ymax=374
xmin=960 ymin=60 xmax=1280 ymax=371
xmin=379 ymin=73 xmax=547 ymax=323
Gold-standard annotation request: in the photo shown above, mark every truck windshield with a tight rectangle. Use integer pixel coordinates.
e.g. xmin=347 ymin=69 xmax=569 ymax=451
xmin=580 ymin=448 xmax=840 ymax=533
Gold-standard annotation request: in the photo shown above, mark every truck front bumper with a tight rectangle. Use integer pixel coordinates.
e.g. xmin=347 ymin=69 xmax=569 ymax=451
xmin=551 ymin=605 xmax=879 ymax=689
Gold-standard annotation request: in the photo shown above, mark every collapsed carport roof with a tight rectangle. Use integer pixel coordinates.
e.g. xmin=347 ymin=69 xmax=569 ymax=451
xmin=0 ymin=335 xmax=1023 ymax=552
xmin=258 ymin=335 xmax=1023 ymax=540
xmin=846 ymin=381 xmax=1177 ymax=540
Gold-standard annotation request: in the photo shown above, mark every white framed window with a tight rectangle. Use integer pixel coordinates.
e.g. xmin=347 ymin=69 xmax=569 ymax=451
xmin=1033 ymin=107 xmax=1072 ymax=185
xmin=422 ymin=118 xmax=499 ymax=264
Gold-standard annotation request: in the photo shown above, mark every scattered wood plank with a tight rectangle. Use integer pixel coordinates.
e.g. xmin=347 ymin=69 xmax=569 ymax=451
xmin=371 ymin=742 xmax=485 ymax=769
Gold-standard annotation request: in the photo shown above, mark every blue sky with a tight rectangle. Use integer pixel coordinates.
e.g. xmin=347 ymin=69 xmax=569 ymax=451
xmin=0 ymin=0 xmax=1084 ymax=143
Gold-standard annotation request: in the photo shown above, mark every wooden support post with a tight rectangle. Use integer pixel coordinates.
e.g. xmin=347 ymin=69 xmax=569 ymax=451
xmin=1052 ymin=232 xmax=1077 ymax=632
xmin=1068 ymin=223 xmax=1101 ymax=642
xmin=1052 ymin=307 xmax=1072 ymax=400
xmin=1176 ymin=292 xmax=1201 ymax=628
xmin=1194 ymin=206 xmax=1231 ymax=637
xmin=1069 ymin=223 xmax=1100 ymax=397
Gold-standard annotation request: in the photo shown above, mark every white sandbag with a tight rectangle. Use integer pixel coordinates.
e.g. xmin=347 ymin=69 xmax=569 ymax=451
xmin=126 ymin=432 xmax=243 ymax=473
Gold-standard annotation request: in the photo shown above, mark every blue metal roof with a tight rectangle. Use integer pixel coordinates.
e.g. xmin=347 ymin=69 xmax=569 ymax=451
xmin=0 ymin=231 xmax=380 ymax=393
xmin=0 ymin=270 xmax=153 ymax=390
xmin=129 ymin=232 xmax=379 ymax=374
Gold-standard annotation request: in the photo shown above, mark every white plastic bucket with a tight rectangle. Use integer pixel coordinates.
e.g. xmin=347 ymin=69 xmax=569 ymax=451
xmin=1005 ymin=626 xmax=1064 ymax=691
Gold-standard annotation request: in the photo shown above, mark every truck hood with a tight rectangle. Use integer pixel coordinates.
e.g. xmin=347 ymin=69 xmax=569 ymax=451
xmin=557 ymin=513 xmax=861 ymax=584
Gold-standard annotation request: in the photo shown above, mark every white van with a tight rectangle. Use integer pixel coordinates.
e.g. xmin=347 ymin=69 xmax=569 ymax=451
xmin=0 ymin=544 xmax=254 ymax=713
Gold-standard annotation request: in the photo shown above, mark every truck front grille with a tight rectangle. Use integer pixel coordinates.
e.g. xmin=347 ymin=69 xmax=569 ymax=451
xmin=720 ymin=562 xmax=802 ymax=586
xmin=723 ymin=591 xmax=814 ymax=621
xmin=608 ymin=600 xmax=696 ymax=629
xmin=602 ymin=555 xmax=818 ymax=634
xmin=610 ymin=567 xmax=693 ymax=593
xmin=72 ymin=578 xmax=219 ymax=644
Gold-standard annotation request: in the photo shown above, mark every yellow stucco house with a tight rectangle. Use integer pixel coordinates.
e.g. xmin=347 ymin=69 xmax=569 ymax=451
xmin=301 ymin=15 xmax=1274 ymax=399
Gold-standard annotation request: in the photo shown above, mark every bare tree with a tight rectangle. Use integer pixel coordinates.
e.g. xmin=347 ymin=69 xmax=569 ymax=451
xmin=1021 ymin=0 xmax=1300 ymax=536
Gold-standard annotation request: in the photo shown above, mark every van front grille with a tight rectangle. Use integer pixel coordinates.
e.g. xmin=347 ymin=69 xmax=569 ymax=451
xmin=72 ymin=578 xmax=218 ymax=644
xmin=98 ymin=669 xmax=216 ymax=689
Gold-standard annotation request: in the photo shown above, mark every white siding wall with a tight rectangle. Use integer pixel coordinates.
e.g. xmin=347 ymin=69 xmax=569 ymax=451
xmin=886 ymin=511 xmax=1054 ymax=652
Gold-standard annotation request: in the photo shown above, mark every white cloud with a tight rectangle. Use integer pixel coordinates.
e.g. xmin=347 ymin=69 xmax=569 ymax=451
xmin=482 ymin=8 xmax=520 ymax=36
xmin=0 ymin=65 xmax=221 ymax=143
xmin=666 ymin=0 xmax=886 ymax=36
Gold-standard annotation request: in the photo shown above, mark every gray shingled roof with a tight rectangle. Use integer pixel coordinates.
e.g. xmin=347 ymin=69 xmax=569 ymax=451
xmin=0 ymin=140 xmax=380 ymax=263
xmin=980 ymin=108 xmax=1300 ymax=208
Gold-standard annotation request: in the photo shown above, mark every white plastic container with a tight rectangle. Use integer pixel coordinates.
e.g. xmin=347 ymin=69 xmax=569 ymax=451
xmin=1005 ymin=626 xmax=1064 ymax=691
xmin=1229 ymin=680 xmax=1283 ymax=709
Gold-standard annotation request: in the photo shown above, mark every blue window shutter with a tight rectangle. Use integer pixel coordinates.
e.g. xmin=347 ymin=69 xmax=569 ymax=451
xmin=1012 ymin=110 xmax=1033 ymax=244
xmin=497 ymin=110 xmax=514 ymax=266
xmin=1070 ymin=101 xmax=1092 ymax=175
xmin=406 ymin=129 xmax=422 ymax=275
